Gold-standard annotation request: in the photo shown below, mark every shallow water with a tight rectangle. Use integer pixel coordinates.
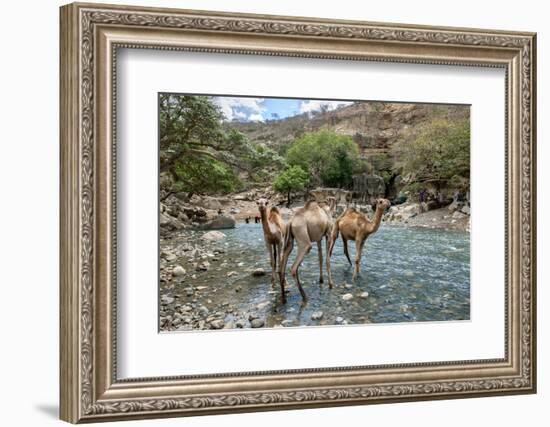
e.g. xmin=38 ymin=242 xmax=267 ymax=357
xmin=161 ymin=222 xmax=470 ymax=330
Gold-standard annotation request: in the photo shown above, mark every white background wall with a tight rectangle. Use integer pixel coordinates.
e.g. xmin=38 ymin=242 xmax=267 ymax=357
xmin=0 ymin=0 xmax=546 ymax=426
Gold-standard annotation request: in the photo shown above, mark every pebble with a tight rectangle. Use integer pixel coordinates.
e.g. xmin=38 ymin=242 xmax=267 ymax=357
xmin=248 ymin=313 xmax=259 ymax=321
xmin=342 ymin=293 xmax=354 ymax=301
xmin=256 ymin=301 xmax=270 ymax=310
xmin=311 ymin=311 xmax=324 ymax=321
xmin=250 ymin=319 xmax=265 ymax=328
xmin=281 ymin=319 xmax=294 ymax=327
xmin=335 ymin=316 xmax=345 ymax=324
xmin=161 ymin=295 xmax=175 ymax=305
xmin=196 ymin=261 xmax=210 ymax=271
xmin=235 ymin=320 xmax=246 ymax=328
xmin=359 ymin=291 xmax=369 ymax=299
xmin=210 ymin=319 xmax=225 ymax=329
xmin=227 ymin=271 xmax=238 ymax=277
xmin=172 ymin=265 xmax=186 ymax=276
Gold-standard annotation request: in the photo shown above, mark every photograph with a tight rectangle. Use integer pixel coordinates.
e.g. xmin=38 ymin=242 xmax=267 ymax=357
xmin=55 ymin=2 xmax=537 ymax=421
xmin=158 ymin=93 xmax=471 ymax=331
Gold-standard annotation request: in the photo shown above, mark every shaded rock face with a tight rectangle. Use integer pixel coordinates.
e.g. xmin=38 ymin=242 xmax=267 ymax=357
xmin=309 ymin=188 xmax=351 ymax=205
xmin=200 ymin=215 xmax=236 ymax=230
xmin=352 ymin=174 xmax=385 ymax=203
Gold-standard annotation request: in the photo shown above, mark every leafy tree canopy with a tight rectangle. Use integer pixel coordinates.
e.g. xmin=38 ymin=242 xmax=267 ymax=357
xmin=273 ymin=165 xmax=310 ymax=206
xmin=391 ymin=118 xmax=470 ymax=188
xmin=285 ymin=130 xmax=361 ymax=188
xmin=159 ymin=94 xmax=284 ymax=197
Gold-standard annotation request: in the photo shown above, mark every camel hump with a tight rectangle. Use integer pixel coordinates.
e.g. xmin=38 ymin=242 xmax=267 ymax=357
xmin=345 ymin=207 xmax=357 ymax=214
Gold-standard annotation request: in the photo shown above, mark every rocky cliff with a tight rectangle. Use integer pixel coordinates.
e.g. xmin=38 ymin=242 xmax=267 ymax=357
xmin=233 ymin=101 xmax=469 ymax=162
xmin=232 ymin=101 xmax=468 ymax=200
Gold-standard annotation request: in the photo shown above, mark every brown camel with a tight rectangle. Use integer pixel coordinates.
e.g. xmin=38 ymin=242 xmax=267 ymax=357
xmin=328 ymin=198 xmax=391 ymax=281
xmin=279 ymin=200 xmax=335 ymax=304
xmin=256 ymin=198 xmax=286 ymax=287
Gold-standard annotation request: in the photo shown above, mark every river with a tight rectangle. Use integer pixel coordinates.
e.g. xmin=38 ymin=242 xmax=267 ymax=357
xmin=159 ymin=222 xmax=470 ymax=331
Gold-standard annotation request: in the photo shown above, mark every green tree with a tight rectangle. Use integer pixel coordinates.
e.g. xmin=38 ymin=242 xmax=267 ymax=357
xmin=391 ymin=119 xmax=470 ymax=189
xmin=159 ymin=94 xmax=280 ymax=198
xmin=285 ymin=130 xmax=360 ymax=188
xmin=273 ymin=166 xmax=310 ymax=207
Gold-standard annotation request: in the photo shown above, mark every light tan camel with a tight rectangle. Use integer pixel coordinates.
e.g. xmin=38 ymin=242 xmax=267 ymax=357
xmin=328 ymin=198 xmax=391 ymax=281
xmin=257 ymin=198 xmax=286 ymax=287
xmin=279 ymin=199 xmax=336 ymax=304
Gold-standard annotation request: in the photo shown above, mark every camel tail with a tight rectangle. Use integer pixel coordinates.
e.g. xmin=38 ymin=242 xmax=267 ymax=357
xmin=283 ymin=221 xmax=293 ymax=253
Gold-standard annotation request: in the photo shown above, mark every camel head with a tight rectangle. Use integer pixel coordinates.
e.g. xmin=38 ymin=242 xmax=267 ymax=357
xmin=256 ymin=198 xmax=269 ymax=212
xmin=373 ymin=198 xmax=391 ymax=212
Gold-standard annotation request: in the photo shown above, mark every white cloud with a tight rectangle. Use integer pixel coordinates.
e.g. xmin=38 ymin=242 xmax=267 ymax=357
xmin=213 ymin=97 xmax=265 ymax=122
xmin=299 ymin=100 xmax=353 ymax=115
xmin=248 ymin=113 xmax=264 ymax=122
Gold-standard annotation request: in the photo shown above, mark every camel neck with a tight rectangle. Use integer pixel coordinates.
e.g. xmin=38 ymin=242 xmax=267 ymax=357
xmin=371 ymin=207 xmax=385 ymax=232
xmin=259 ymin=208 xmax=272 ymax=237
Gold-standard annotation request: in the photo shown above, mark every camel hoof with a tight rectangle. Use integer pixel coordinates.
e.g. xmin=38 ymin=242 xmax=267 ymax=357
xmin=328 ymin=282 xmax=334 ymax=289
xmin=319 ymin=277 xmax=324 ymax=284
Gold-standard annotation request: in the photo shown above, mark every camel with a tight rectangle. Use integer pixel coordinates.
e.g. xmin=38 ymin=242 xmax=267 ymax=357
xmin=256 ymin=198 xmax=286 ymax=287
xmin=328 ymin=198 xmax=391 ymax=281
xmin=279 ymin=199 xmax=336 ymax=304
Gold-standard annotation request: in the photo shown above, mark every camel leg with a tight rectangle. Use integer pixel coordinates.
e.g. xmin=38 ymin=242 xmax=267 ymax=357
xmin=276 ymin=241 xmax=287 ymax=286
xmin=328 ymin=224 xmax=338 ymax=258
xmin=267 ymin=242 xmax=276 ymax=287
xmin=342 ymin=237 xmax=352 ymax=265
xmin=291 ymin=243 xmax=311 ymax=302
xmin=317 ymin=241 xmax=324 ymax=284
xmin=279 ymin=235 xmax=294 ymax=304
xmin=326 ymin=235 xmax=334 ymax=288
xmin=353 ymin=238 xmax=366 ymax=282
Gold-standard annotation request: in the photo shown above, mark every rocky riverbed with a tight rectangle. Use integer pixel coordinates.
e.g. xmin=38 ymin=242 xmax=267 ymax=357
xmin=159 ymin=222 xmax=470 ymax=332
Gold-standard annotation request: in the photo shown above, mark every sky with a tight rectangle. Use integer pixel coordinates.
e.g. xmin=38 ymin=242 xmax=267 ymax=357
xmin=212 ymin=96 xmax=353 ymax=122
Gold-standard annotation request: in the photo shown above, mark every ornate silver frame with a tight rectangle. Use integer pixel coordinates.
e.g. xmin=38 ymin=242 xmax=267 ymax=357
xmin=60 ymin=2 xmax=537 ymax=423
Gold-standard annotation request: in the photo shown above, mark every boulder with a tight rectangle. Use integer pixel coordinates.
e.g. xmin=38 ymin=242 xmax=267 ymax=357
xmin=159 ymin=212 xmax=185 ymax=231
xmin=461 ymin=204 xmax=471 ymax=215
xmin=200 ymin=215 xmax=236 ymax=230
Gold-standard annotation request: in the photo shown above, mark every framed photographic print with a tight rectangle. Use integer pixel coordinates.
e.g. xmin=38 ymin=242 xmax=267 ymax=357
xmin=60 ymin=2 xmax=537 ymax=423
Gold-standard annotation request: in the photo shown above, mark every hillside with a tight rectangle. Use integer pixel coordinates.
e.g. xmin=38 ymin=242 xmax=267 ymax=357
xmin=232 ymin=101 xmax=469 ymax=166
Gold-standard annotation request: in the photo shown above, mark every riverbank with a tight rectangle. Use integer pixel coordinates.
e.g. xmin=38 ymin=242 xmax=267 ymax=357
xmin=160 ymin=191 xmax=470 ymax=236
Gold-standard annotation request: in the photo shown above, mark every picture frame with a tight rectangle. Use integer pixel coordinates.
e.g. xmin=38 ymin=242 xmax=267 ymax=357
xmin=59 ymin=2 xmax=537 ymax=423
